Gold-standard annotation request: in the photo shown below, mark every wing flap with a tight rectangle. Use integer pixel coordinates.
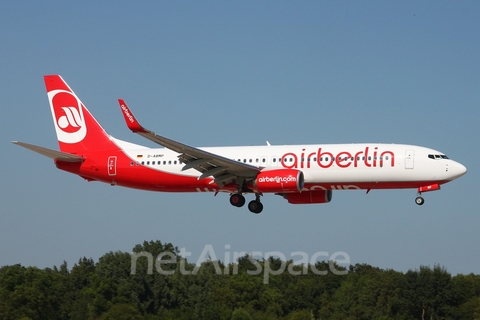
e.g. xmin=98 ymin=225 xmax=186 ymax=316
xmin=181 ymin=158 xmax=209 ymax=171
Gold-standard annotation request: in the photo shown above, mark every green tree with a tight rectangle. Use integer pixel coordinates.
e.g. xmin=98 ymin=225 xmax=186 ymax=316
xmin=286 ymin=309 xmax=314 ymax=320
xmin=403 ymin=264 xmax=452 ymax=319
xmin=0 ymin=264 xmax=65 ymax=320
xmin=231 ymin=307 xmax=253 ymax=320
xmin=98 ymin=303 xmax=142 ymax=320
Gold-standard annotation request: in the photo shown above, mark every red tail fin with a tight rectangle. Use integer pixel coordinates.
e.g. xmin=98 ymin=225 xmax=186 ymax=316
xmin=45 ymin=75 xmax=117 ymax=154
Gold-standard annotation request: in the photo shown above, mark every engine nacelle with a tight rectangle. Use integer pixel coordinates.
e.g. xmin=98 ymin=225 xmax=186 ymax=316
xmin=254 ymin=169 xmax=304 ymax=193
xmin=286 ymin=190 xmax=333 ymax=204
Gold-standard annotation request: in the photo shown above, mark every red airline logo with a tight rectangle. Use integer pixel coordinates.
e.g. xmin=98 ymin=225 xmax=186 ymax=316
xmin=47 ymin=88 xmax=87 ymax=144
xmin=52 ymin=91 xmax=84 ymax=133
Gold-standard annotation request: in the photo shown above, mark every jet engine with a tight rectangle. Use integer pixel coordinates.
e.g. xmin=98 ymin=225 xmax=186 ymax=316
xmin=254 ymin=169 xmax=304 ymax=193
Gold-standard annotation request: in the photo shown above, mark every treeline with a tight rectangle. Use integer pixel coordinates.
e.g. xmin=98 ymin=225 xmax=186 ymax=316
xmin=1 ymin=240 xmax=480 ymax=320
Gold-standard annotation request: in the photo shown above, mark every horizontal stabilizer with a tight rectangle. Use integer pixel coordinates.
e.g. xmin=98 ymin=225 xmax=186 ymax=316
xmin=12 ymin=141 xmax=84 ymax=162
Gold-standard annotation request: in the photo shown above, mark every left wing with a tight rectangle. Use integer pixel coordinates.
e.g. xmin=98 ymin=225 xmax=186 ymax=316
xmin=118 ymin=99 xmax=261 ymax=188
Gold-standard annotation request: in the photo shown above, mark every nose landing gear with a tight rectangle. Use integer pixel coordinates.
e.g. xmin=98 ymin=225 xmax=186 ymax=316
xmin=415 ymin=184 xmax=441 ymax=206
xmin=415 ymin=196 xmax=425 ymax=205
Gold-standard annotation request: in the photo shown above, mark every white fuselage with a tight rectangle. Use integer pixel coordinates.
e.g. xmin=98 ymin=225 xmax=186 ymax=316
xmin=115 ymin=139 xmax=466 ymax=190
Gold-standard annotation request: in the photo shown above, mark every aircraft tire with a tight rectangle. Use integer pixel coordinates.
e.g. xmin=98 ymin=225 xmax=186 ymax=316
xmin=230 ymin=194 xmax=246 ymax=207
xmin=415 ymin=196 xmax=425 ymax=205
xmin=248 ymin=200 xmax=263 ymax=214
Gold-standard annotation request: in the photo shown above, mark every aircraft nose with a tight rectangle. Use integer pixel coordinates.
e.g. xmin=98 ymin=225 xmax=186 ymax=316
xmin=449 ymin=161 xmax=467 ymax=180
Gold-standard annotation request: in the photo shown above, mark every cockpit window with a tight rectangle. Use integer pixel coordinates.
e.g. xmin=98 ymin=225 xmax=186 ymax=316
xmin=428 ymin=154 xmax=449 ymax=160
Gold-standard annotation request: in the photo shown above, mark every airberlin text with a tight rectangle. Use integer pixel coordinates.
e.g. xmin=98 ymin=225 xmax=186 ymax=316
xmin=258 ymin=175 xmax=297 ymax=184
xmin=281 ymin=146 xmax=395 ymax=169
xmin=120 ymin=104 xmax=135 ymax=123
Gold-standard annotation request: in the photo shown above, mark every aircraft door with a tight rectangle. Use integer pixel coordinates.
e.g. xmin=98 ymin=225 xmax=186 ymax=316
xmin=405 ymin=150 xmax=414 ymax=169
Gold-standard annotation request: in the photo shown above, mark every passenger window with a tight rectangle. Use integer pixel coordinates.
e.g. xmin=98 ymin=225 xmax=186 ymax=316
xmin=130 ymin=162 xmax=134 ymax=166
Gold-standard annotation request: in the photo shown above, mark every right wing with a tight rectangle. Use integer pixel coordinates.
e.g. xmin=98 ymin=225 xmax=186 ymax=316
xmin=12 ymin=141 xmax=84 ymax=162
xmin=118 ymin=99 xmax=261 ymax=188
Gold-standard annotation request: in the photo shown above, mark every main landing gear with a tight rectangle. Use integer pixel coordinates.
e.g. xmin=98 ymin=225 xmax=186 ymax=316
xmin=230 ymin=193 xmax=246 ymax=207
xmin=230 ymin=193 xmax=263 ymax=214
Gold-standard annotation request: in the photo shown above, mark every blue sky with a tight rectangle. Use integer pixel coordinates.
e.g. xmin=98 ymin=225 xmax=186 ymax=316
xmin=1 ymin=1 xmax=479 ymax=275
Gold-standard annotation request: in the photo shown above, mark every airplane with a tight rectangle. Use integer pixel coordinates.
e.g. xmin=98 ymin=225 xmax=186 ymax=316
xmin=13 ymin=75 xmax=467 ymax=214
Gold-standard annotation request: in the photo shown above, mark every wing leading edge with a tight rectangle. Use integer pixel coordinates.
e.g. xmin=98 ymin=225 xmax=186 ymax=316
xmin=118 ymin=99 xmax=261 ymax=188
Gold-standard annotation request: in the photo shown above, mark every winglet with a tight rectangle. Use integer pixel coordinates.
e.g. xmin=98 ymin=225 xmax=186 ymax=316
xmin=118 ymin=99 xmax=147 ymax=133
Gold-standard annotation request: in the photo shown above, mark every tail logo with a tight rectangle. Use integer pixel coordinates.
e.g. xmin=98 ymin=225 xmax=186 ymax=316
xmin=58 ymin=106 xmax=83 ymax=130
xmin=48 ymin=89 xmax=87 ymax=144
